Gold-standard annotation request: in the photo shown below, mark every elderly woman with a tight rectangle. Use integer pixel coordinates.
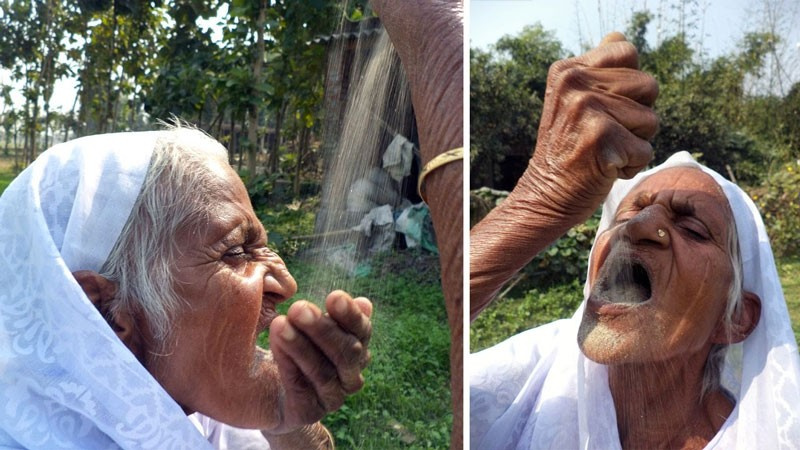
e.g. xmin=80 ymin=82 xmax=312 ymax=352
xmin=471 ymin=152 xmax=800 ymax=448
xmin=470 ymin=34 xmax=800 ymax=448
xmin=0 ymin=128 xmax=372 ymax=449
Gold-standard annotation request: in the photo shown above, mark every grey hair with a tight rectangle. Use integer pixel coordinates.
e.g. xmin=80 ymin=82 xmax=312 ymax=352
xmin=100 ymin=126 xmax=229 ymax=344
xmin=701 ymin=194 xmax=744 ymax=400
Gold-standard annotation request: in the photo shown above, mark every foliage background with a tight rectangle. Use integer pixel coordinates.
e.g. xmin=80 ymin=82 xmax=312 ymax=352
xmin=0 ymin=0 xmax=370 ymax=184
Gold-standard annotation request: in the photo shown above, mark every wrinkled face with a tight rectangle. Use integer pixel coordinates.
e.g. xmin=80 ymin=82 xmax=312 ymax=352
xmin=578 ymin=167 xmax=735 ymax=364
xmin=145 ymin=159 xmax=297 ymax=427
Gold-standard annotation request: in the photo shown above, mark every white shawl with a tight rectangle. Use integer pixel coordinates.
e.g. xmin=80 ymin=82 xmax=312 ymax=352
xmin=0 ymin=133 xmax=213 ymax=449
xmin=470 ymin=152 xmax=800 ymax=449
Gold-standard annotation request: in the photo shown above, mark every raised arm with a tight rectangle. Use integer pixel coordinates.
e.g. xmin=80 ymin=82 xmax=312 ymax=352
xmin=367 ymin=1 xmax=464 ymax=447
xmin=470 ymin=33 xmax=659 ymax=319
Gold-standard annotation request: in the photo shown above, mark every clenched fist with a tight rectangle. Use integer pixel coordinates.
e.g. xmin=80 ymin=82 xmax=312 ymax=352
xmin=514 ymin=32 xmax=659 ymax=221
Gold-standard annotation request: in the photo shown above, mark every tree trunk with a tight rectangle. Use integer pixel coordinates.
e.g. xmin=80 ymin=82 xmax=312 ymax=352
xmin=102 ymin=0 xmax=119 ymax=133
xmin=43 ymin=105 xmax=51 ymax=149
xmin=246 ymin=107 xmax=258 ymax=176
xmin=293 ymin=125 xmax=310 ymax=198
xmin=269 ymin=100 xmax=285 ymax=173
xmin=246 ymin=0 xmax=267 ymax=177
xmin=4 ymin=124 xmax=10 ymax=156
xmin=13 ymin=123 xmax=19 ymax=168
xmin=29 ymin=101 xmax=39 ymax=165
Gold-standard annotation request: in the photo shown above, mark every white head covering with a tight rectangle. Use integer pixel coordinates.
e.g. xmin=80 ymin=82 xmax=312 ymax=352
xmin=0 ymin=133 xmax=212 ymax=449
xmin=470 ymin=151 xmax=800 ymax=449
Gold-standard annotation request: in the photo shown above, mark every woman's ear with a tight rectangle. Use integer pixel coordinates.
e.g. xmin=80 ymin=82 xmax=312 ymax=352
xmin=72 ymin=271 xmax=143 ymax=357
xmin=711 ymin=291 xmax=762 ymax=344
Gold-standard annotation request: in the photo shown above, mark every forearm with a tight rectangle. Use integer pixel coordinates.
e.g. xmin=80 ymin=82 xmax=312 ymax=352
xmin=371 ymin=0 xmax=463 ymax=303
xmin=262 ymin=422 xmax=334 ymax=449
xmin=371 ymin=2 xmax=464 ymax=446
xmin=406 ymin=21 xmax=463 ymax=159
xmin=470 ymin=191 xmax=585 ymax=320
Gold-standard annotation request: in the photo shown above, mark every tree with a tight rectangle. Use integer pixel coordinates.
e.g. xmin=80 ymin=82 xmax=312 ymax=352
xmin=0 ymin=0 xmax=73 ymax=164
xmin=73 ymin=0 xmax=164 ymax=134
xmin=470 ymin=25 xmax=566 ymax=190
xmin=615 ymin=9 xmax=783 ymax=183
xmin=143 ymin=0 xmax=221 ymax=128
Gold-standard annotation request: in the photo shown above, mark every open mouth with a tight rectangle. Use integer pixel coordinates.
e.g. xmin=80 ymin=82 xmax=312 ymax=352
xmin=256 ymin=302 xmax=279 ymax=334
xmin=593 ymin=258 xmax=653 ymax=305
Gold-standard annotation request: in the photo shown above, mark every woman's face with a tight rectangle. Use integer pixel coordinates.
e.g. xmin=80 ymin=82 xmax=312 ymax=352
xmin=145 ymin=158 xmax=298 ymax=428
xmin=578 ymin=167 xmax=736 ymax=364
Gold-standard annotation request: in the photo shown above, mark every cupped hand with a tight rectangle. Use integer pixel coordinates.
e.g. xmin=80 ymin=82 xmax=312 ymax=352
xmin=265 ymin=290 xmax=372 ymax=433
xmin=514 ymin=32 xmax=659 ymax=221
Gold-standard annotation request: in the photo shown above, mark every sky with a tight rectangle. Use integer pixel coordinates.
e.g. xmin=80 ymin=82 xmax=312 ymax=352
xmin=469 ymin=0 xmax=800 ymax=93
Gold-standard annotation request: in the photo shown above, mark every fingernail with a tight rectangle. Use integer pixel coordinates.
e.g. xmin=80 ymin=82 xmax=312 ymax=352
xmin=297 ymin=305 xmax=314 ymax=325
xmin=281 ymin=323 xmax=296 ymax=341
xmin=335 ymin=297 xmax=349 ymax=314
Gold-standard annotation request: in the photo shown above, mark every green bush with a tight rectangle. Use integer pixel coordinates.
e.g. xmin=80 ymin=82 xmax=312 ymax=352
xmin=753 ymin=160 xmax=800 ymax=257
xmin=470 ymin=187 xmax=599 ymax=295
xmin=253 ymin=197 xmax=317 ymax=259
xmin=524 ymin=213 xmax=599 ymax=290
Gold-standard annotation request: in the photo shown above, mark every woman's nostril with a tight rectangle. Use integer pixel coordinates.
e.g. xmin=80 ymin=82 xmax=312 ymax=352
xmin=263 ymin=270 xmax=297 ymax=302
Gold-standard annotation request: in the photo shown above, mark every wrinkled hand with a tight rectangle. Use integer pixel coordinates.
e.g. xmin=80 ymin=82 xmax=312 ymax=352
xmin=265 ymin=290 xmax=372 ymax=434
xmin=514 ymin=32 xmax=659 ymax=221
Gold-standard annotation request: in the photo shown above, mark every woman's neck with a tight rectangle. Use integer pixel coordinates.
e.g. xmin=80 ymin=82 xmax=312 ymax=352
xmin=608 ymin=348 xmax=733 ymax=450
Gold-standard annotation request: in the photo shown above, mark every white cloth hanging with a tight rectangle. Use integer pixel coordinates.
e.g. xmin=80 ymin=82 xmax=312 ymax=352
xmin=0 ymin=132 xmax=214 ymax=449
xmin=470 ymin=151 xmax=800 ymax=449
xmin=382 ymin=133 xmax=414 ymax=182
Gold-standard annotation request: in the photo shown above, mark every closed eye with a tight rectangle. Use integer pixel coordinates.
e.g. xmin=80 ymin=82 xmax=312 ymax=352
xmin=679 ymin=219 xmax=710 ymax=241
xmin=223 ymin=245 xmax=248 ymax=260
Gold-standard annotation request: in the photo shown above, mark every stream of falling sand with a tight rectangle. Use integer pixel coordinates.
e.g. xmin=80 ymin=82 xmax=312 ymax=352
xmin=300 ymin=5 xmax=414 ymax=304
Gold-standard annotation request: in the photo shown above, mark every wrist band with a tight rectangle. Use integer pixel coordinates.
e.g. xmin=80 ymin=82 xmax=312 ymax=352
xmin=417 ymin=147 xmax=463 ymax=203
xmin=321 ymin=425 xmax=335 ymax=449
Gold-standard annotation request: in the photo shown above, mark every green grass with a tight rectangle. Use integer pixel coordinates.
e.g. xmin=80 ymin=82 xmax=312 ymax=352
xmin=470 ymin=279 xmax=584 ymax=352
xmin=472 ymin=256 xmax=800 ymax=352
xmin=0 ymin=155 xmax=18 ymax=194
xmin=252 ymin=192 xmax=451 ymax=448
xmin=778 ymin=256 xmax=800 ymax=343
xmin=0 ymin=171 xmax=13 ymax=193
xmin=259 ymin=248 xmax=451 ymax=449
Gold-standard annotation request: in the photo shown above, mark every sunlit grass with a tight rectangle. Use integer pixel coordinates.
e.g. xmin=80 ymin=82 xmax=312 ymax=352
xmin=0 ymin=155 xmax=18 ymax=194
xmin=778 ymin=256 xmax=800 ymax=344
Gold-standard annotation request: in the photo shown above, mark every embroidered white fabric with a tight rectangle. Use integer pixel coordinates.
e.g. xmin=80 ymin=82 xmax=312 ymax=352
xmin=189 ymin=413 xmax=270 ymax=449
xmin=470 ymin=151 xmax=800 ymax=449
xmin=0 ymin=132 xmax=213 ymax=449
